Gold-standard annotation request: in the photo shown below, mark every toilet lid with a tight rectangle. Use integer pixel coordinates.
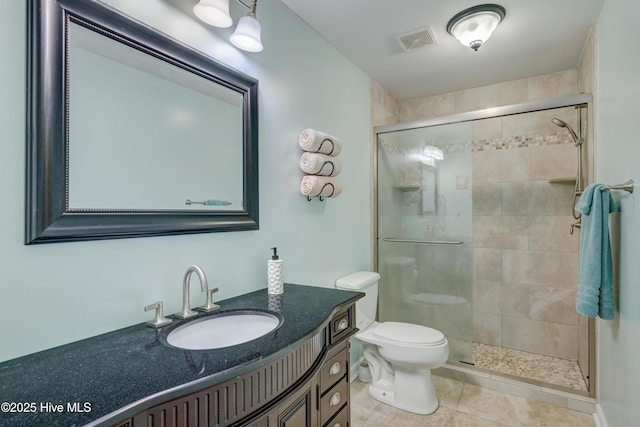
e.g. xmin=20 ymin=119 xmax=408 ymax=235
xmin=373 ymin=322 xmax=445 ymax=345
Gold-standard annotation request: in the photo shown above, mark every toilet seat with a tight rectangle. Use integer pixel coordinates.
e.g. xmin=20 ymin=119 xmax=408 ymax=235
xmin=373 ymin=321 xmax=446 ymax=346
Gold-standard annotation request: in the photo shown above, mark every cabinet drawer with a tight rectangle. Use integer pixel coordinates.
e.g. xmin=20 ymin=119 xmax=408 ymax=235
xmin=320 ymin=347 xmax=348 ymax=392
xmin=320 ymin=378 xmax=348 ymax=426
xmin=323 ymin=404 xmax=349 ymax=427
xmin=330 ymin=307 xmax=353 ymax=344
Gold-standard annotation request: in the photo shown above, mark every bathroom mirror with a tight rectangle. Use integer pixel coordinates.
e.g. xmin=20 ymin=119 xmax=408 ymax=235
xmin=26 ymin=0 xmax=259 ymax=244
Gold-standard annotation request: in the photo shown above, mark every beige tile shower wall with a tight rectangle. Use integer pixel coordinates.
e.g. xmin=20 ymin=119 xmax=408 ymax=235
xmin=371 ymin=79 xmax=400 ymax=127
xmin=471 ymin=108 xmax=581 ymax=361
xmin=399 ymin=70 xmax=578 ymax=122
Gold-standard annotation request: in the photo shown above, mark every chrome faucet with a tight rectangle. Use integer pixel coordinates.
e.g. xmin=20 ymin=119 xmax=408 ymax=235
xmin=175 ymin=265 xmax=209 ymax=319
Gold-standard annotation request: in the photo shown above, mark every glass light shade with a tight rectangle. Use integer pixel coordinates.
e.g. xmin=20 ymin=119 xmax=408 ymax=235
xmin=230 ymin=15 xmax=264 ymax=52
xmin=193 ymin=0 xmax=233 ymax=28
xmin=447 ymin=5 xmax=505 ymax=51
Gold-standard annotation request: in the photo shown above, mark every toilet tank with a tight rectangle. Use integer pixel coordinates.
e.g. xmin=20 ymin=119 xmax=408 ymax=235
xmin=335 ymin=271 xmax=380 ymax=330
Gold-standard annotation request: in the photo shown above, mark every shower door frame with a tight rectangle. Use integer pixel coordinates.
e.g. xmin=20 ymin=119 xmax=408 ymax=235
xmin=373 ymin=93 xmax=595 ymax=398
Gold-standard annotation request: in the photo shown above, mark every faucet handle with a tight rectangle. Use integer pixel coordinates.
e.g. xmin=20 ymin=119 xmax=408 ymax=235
xmin=144 ymin=301 xmax=173 ymax=328
xmin=198 ymin=287 xmax=220 ymax=313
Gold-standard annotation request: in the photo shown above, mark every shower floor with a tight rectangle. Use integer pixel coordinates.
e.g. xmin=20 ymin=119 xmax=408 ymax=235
xmin=472 ymin=343 xmax=587 ymax=392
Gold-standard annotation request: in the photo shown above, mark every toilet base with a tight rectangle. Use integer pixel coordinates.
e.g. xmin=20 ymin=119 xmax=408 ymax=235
xmin=367 ymin=368 xmax=439 ymax=415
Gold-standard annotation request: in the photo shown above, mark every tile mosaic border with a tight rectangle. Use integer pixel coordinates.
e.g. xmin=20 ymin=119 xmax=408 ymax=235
xmin=473 ymin=132 xmax=574 ymax=152
xmin=379 ymin=132 xmax=574 ymax=156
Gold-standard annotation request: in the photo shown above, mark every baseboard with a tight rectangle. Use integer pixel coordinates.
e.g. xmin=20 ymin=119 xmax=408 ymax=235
xmin=593 ymin=404 xmax=608 ymax=427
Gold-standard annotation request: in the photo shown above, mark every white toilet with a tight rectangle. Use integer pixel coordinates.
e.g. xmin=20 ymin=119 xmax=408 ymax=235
xmin=336 ymin=271 xmax=449 ymax=415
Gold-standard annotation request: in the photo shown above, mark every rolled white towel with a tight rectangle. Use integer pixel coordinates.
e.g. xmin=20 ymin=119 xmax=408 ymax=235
xmin=298 ymin=129 xmax=343 ymax=156
xmin=299 ymin=152 xmax=342 ymax=177
xmin=300 ymin=176 xmax=343 ymax=198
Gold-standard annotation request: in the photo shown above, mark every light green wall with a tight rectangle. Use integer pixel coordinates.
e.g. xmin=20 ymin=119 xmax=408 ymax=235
xmin=0 ymin=0 xmax=371 ymax=362
xmin=596 ymin=0 xmax=640 ymax=424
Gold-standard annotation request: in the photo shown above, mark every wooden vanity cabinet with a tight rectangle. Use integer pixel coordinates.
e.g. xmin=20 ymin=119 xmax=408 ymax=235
xmin=318 ymin=346 xmax=350 ymax=427
xmin=123 ymin=304 xmax=355 ymax=427
xmin=247 ymin=379 xmax=317 ymax=427
xmin=247 ymin=306 xmax=353 ymax=427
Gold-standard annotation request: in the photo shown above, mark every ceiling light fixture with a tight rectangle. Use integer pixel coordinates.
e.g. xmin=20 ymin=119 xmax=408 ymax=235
xmin=193 ymin=0 xmax=264 ymax=53
xmin=446 ymin=4 xmax=505 ymax=51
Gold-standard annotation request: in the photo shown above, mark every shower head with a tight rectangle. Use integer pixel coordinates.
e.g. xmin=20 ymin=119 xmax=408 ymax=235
xmin=551 ymin=117 xmax=571 ymax=128
xmin=551 ymin=118 xmax=580 ymax=145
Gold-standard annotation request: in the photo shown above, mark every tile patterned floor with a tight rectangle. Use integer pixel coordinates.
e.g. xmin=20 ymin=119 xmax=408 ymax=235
xmin=472 ymin=343 xmax=588 ymax=392
xmin=350 ymin=376 xmax=596 ymax=427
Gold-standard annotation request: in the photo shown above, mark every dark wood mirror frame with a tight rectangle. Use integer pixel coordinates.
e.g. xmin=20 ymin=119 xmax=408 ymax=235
xmin=26 ymin=0 xmax=259 ymax=244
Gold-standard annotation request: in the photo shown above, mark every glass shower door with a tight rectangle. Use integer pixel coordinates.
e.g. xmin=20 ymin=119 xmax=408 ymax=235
xmin=376 ymin=122 xmax=474 ymax=363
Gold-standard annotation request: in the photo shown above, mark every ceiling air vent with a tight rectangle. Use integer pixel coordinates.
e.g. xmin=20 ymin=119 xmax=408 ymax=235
xmin=395 ymin=26 xmax=438 ymax=51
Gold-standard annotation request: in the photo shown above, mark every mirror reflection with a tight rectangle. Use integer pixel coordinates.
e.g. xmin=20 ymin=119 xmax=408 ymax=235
xmin=68 ymin=22 xmax=243 ymax=211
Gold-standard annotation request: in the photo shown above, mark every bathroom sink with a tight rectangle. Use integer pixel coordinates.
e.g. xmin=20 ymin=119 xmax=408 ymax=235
xmin=166 ymin=310 xmax=281 ymax=350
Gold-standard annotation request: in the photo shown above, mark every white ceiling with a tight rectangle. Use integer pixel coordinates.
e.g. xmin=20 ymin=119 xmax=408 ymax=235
xmin=280 ymin=0 xmax=604 ymax=101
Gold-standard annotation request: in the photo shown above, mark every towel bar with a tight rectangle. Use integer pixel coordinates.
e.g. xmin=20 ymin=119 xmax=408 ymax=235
xmin=601 ymin=179 xmax=634 ymax=193
xmin=383 ymin=238 xmax=464 ymax=245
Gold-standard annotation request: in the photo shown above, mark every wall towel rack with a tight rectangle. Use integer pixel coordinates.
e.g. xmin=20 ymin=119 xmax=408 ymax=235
xmin=601 ymin=179 xmax=634 ymax=193
xmin=306 ymin=182 xmax=335 ymax=201
xmin=570 ymin=179 xmax=634 ymax=234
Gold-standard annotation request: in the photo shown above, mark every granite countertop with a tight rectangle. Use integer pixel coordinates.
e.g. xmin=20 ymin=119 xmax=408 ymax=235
xmin=0 ymin=284 xmax=362 ymax=427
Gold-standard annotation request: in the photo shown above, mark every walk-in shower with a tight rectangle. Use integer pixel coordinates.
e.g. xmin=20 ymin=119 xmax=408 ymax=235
xmin=375 ymin=94 xmax=594 ymax=395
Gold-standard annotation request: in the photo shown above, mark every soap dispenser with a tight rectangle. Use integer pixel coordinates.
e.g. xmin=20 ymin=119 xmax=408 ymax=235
xmin=267 ymin=247 xmax=284 ymax=295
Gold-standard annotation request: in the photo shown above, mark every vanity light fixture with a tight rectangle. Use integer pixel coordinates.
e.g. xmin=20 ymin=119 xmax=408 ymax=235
xmin=446 ymin=4 xmax=505 ymax=51
xmin=193 ymin=0 xmax=264 ymax=52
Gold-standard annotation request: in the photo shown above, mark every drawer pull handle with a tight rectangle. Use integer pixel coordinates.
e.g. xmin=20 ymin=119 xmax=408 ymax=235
xmin=337 ymin=318 xmax=348 ymax=331
xmin=333 ymin=424 xmax=341 ymax=427
xmin=329 ymin=392 xmax=341 ymax=407
xmin=329 ymin=362 xmax=341 ymax=375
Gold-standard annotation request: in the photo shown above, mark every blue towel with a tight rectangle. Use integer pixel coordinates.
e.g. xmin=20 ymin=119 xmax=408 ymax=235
xmin=574 ymin=183 xmax=618 ymax=320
